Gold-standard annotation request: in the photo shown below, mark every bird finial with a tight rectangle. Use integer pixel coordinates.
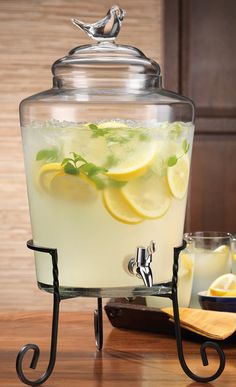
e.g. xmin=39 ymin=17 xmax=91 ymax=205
xmin=72 ymin=5 xmax=126 ymax=42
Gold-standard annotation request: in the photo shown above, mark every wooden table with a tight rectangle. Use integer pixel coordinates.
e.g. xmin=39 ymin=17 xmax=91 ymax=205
xmin=0 ymin=311 xmax=236 ymax=386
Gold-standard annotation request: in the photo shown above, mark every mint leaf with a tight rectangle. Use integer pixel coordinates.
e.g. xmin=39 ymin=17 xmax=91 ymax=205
xmin=89 ymin=123 xmax=109 ymax=138
xmin=80 ymin=163 xmax=107 ymax=176
xmin=139 ymin=132 xmax=150 ymax=141
xmin=63 ymin=162 xmax=78 ymax=175
xmin=89 ymin=175 xmax=106 ymax=190
xmin=61 ymin=157 xmax=74 ymax=166
xmin=88 ymin=123 xmax=98 ymax=130
xmin=104 ymin=154 xmax=119 ymax=168
xmin=36 ymin=148 xmax=59 ymax=162
xmin=167 ymin=155 xmax=178 ymax=167
xmin=182 ymin=139 xmax=190 ymax=154
xmin=70 ymin=152 xmax=87 ymax=163
xmin=109 ymin=179 xmax=127 ymax=188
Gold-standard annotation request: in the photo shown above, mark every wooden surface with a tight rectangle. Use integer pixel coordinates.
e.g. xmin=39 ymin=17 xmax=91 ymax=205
xmin=1 ymin=311 xmax=236 ymax=386
xmin=0 ymin=0 xmax=162 ymax=311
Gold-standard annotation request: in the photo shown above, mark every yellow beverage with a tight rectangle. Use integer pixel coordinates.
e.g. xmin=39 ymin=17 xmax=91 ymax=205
xmin=22 ymin=120 xmax=194 ymax=293
xmin=190 ymin=247 xmax=231 ymax=307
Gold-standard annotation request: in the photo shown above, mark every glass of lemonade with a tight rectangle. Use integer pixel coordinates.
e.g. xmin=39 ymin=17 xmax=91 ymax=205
xmin=19 ymin=10 xmax=195 ymax=298
xmin=185 ymin=232 xmax=232 ymax=308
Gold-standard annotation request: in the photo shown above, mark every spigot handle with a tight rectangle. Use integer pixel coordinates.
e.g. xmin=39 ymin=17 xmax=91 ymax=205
xmin=147 ymin=240 xmax=156 ymax=256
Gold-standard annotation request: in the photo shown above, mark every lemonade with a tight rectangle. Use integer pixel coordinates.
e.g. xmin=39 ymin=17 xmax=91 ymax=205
xmin=21 ymin=119 xmax=194 ymax=293
xmin=190 ymin=246 xmax=231 ymax=307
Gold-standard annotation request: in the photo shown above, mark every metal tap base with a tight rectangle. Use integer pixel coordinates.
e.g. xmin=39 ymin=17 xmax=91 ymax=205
xmin=16 ymin=239 xmax=225 ymax=386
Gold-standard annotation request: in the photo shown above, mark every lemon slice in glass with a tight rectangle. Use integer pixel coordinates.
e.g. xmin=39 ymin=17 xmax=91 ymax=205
xmin=167 ymin=155 xmax=190 ymax=199
xmin=50 ymin=172 xmax=98 ymax=202
xmin=37 ymin=162 xmax=62 ymax=193
xmin=121 ymin=173 xmax=171 ymax=219
xmin=180 ymin=252 xmax=194 ymax=276
xmin=103 ymin=188 xmax=144 ymax=224
xmin=208 ymin=273 xmax=236 ymax=296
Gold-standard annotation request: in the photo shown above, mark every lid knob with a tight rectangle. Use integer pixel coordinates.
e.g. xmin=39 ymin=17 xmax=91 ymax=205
xmin=72 ymin=5 xmax=126 ymax=42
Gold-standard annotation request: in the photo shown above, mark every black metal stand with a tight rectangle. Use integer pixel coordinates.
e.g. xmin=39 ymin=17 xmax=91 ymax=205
xmin=16 ymin=239 xmax=226 ymax=386
xmin=170 ymin=242 xmax=225 ymax=383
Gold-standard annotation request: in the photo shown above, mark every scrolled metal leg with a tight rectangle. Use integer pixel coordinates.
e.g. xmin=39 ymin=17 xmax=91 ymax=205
xmin=94 ymin=297 xmax=103 ymax=350
xmin=171 ymin=243 xmax=225 ymax=383
xmin=16 ymin=240 xmax=61 ymax=386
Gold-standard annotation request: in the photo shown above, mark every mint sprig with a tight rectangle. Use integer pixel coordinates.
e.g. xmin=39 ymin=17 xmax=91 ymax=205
xmin=167 ymin=139 xmax=190 ymax=167
xmin=61 ymin=152 xmax=108 ymax=190
xmin=88 ymin=122 xmax=151 ymax=144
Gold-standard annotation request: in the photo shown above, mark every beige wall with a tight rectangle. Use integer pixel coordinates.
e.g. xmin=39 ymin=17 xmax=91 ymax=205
xmin=0 ymin=0 xmax=163 ymax=310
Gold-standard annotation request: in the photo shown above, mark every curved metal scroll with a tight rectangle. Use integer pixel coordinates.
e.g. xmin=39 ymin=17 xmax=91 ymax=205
xmin=16 ymin=240 xmax=61 ymax=386
xmin=171 ymin=242 xmax=225 ymax=383
xmin=94 ymin=297 xmax=103 ymax=350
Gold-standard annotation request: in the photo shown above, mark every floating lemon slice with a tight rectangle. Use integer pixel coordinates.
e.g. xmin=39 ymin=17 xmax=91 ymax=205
xmin=97 ymin=121 xmax=157 ymax=181
xmin=208 ymin=273 xmax=236 ymax=296
xmin=167 ymin=155 xmax=190 ymax=199
xmin=98 ymin=121 xmax=128 ymax=129
xmin=50 ymin=171 xmax=98 ymax=202
xmin=106 ymin=142 xmax=157 ymax=181
xmin=121 ymin=173 xmax=171 ymax=219
xmin=37 ymin=162 xmax=62 ymax=193
xmin=103 ymin=188 xmax=144 ymax=224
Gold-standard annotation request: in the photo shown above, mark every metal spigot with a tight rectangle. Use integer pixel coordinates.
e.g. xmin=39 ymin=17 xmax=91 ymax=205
xmin=128 ymin=241 xmax=156 ymax=287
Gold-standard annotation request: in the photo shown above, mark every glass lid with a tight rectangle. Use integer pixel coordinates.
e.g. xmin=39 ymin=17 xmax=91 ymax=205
xmin=52 ymin=5 xmax=161 ymax=90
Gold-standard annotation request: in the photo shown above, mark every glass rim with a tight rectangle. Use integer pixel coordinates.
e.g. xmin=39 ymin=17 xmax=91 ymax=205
xmin=184 ymin=231 xmax=232 ymax=240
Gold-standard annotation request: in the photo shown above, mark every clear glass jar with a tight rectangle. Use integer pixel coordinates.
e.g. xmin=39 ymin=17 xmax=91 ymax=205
xmin=20 ymin=6 xmax=194 ymax=297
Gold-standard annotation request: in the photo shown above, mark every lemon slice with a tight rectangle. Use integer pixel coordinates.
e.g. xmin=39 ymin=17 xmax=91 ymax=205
xmin=214 ymin=245 xmax=229 ymax=255
xmin=180 ymin=252 xmax=194 ymax=275
xmin=98 ymin=121 xmax=128 ymax=129
xmin=167 ymin=155 xmax=190 ymax=199
xmin=103 ymin=188 xmax=144 ymax=224
xmin=106 ymin=141 xmax=157 ymax=181
xmin=50 ymin=172 xmax=98 ymax=202
xmin=208 ymin=273 xmax=236 ymax=296
xmin=121 ymin=173 xmax=171 ymax=219
xmin=37 ymin=162 xmax=62 ymax=192
xmin=98 ymin=121 xmax=157 ymax=181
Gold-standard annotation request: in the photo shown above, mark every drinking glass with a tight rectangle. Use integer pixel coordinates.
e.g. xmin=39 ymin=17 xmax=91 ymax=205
xmin=185 ymin=232 xmax=232 ymax=308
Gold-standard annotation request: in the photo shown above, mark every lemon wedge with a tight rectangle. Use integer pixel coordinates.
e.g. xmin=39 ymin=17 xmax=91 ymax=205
xmin=121 ymin=173 xmax=171 ymax=219
xmin=180 ymin=252 xmax=194 ymax=276
xmin=50 ymin=172 xmax=98 ymax=202
xmin=103 ymin=188 xmax=144 ymax=224
xmin=37 ymin=162 xmax=62 ymax=193
xmin=208 ymin=273 xmax=236 ymax=296
xmin=167 ymin=155 xmax=190 ymax=199
xmin=214 ymin=245 xmax=229 ymax=256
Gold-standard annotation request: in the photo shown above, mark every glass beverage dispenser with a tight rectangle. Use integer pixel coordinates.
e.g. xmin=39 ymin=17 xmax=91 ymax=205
xmin=20 ymin=5 xmax=194 ymax=298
